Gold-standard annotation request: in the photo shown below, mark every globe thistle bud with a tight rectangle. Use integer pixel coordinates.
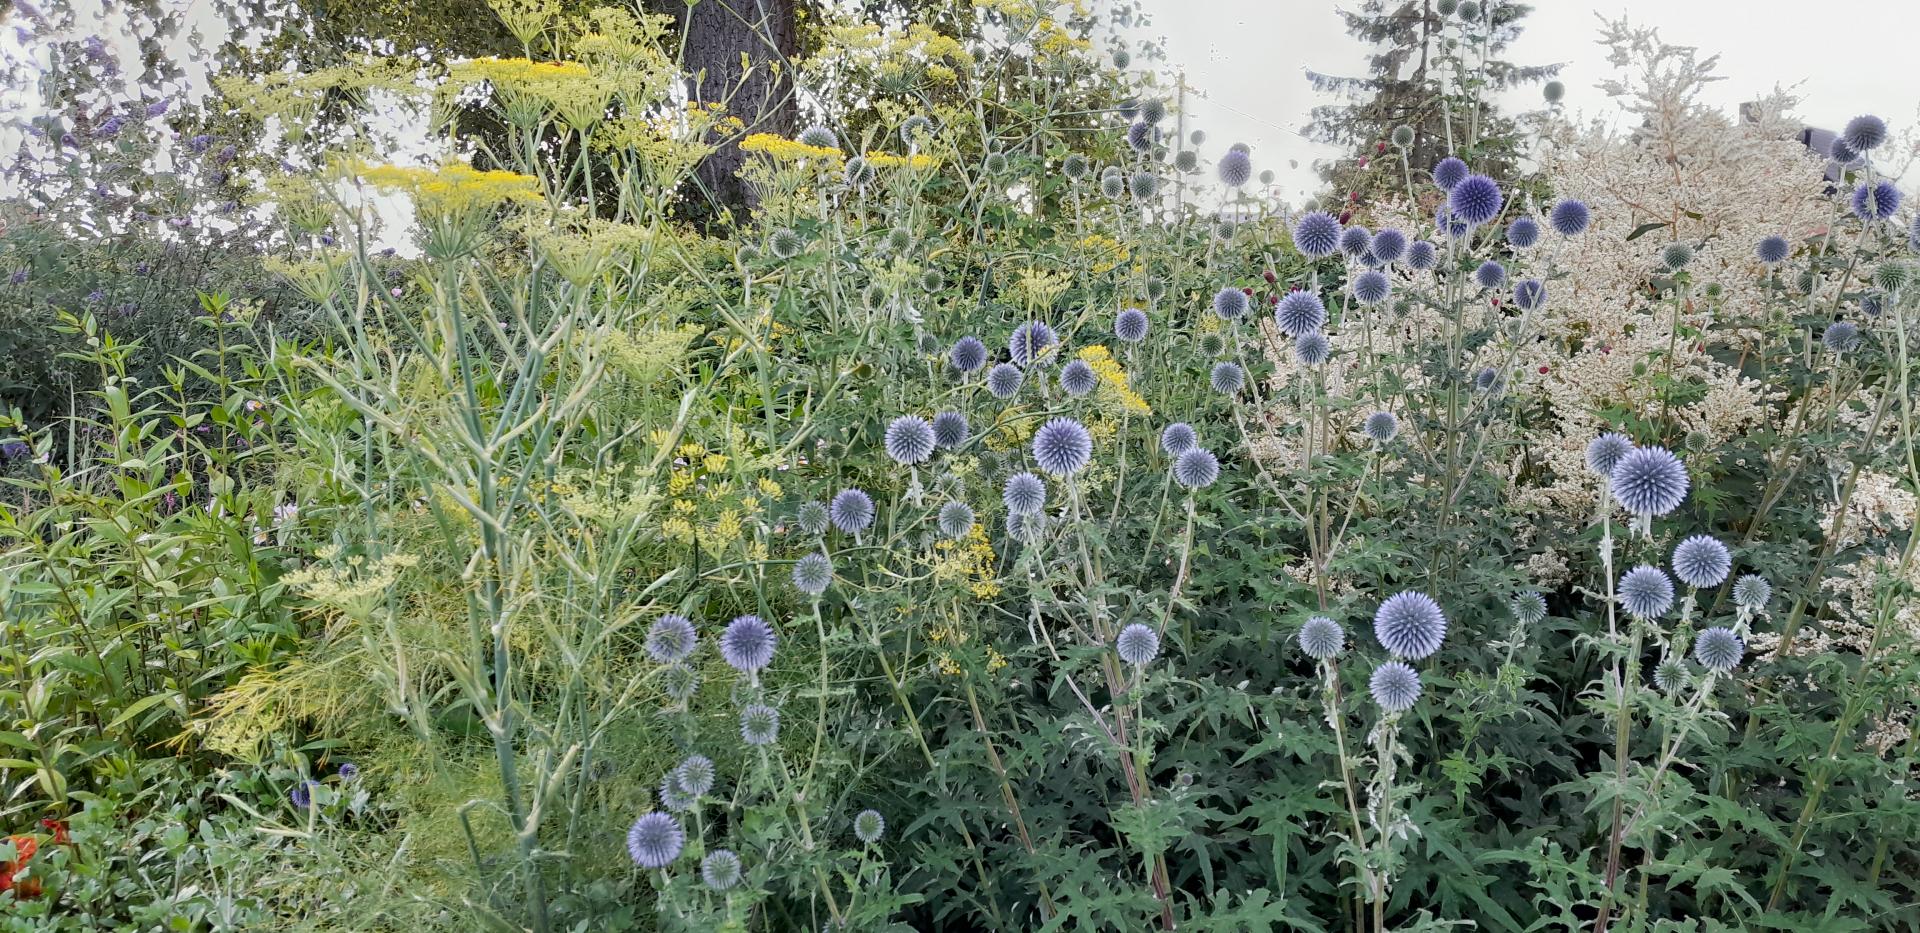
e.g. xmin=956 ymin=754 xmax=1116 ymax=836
xmin=1660 ymin=242 xmax=1694 ymax=271
xmin=900 ymin=114 xmax=933 ymax=143
xmin=1275 ymin=290 xmax=1328 ymax=335
xmin=1549 ymin=199 xmax=1591 ymax=237
xmin=1432 ymin=156 xmax=1469 ymax=191
xmin=1129 ymin=171 xmax=1160 ymax=199
xmin=1543 ymin=80 xmax=1565 ymax=103
xmin=853 ymin=809 xmax=886 ymax=844
xmin=791 ymin=552 xmax=833 ymax=596
xmin=1191 ymin=130 xmax=1207 ymax=145
xmin=1363 ymin=411 xmax=1399 ymax=443
xmin=797 ymin=125 xmax=838 ymax=150
xmin=1510 ymin=591 xmax=1548 ymax=625
xmin=1474 ymin=366 xmax=1502 ymax=392
xmin=1406 ymin=240 xmax=1438 ymax=270
xmin=1842 ymin=114 xmax=1888 ymax=152
xmin=1475 ymin=260 xmax=1507 ymax=289
xmin=1115 ymin=623 xmax=1161 ymax=665
xmin=1259 ymin=169 xmax=1275 ymax=185
xmin=1161 ymin=422 xmax=1198 ymax=456
xmin=1756 ymin=235 xmax=1791 ymax=265
xmin=1063 ymin=153 xmax=1089 ymax=180
xmin=1173 ymin=447 xmax=1220 ymax=488
xmin=1100 ymin=173 xmax=1126 ymax=198
xmin=1060 ymin=359 xmax=1098 ymax=397
xmin=884 ymin=227 xmax=914 ymax=253
xmin=740 ymin=703 xmax=780 ymax=746
xmin=675 ymin=755 xmax=716 ymax=798
xmin=1652 ymin=659 xmax=1689 ymax=693
xmin=1299 ymin=615 xmax=1345 ymax=660
xmin=1609 ymin=446 xmax=1688 ymax=516
xmin=1218 ymin=148 xmax=1252 ymax=187
xmin=1112 ymin=49 xmax=1131 ymax=69
xmin=661 ymin=663 xmax=700 ymax=702
xmin=1294 ymin=332 xmax=1331 ymax=366
xmin=920 ymin=268 xmax=944 ymax=292
xmin=1293 ymin=211 xmax=1343 ymax=259
xmin=1851 ymin=180 xmax=1901 ymax=222
xmin=1374 ymin=590 xmax=1447 ymax=659
xmin=1436 ymin=0 xmax=1458 ymax=14
xmin=1872 ymin=260 xmax=1912 ymax=293
xmin=1671 ymin=534 xmax=1731 ymax=588
xmin=937 ymin=500 xmax=975 ymax=539
xmin=1033 ymin=418 xmax=1093 ymax=477
xmin=950 ymin=336 xmax=988 ymax=373
xmin=1002 ymin=471 xmax=1047 ymax=516
xmin=1174 ymin=150 xmax=1198 ymax=173
xmin=829 ymin=488 xmax=875 ymax=533
xmin=1694 ymin=626 xmax=1744 ymax=672
xmin=1392 ymin=124 xmax=1416 ymax=147
xmin=796 ymin=501 xmax=831 ymax=536
xmin=844 ymin=156 xmax=875 ymax=187
xmin=1146 ymin=278 xmax=1168 ymax=300
xmin=983 ymin=151 xmax=1010 ymax=174
xmin=1617 ymin=565 xmax=1674 ymax=619
xmin=884 ymin=415 xmax=937 ymax=465
xmin=1457 ymin=0 xmax=1481 ymax=19
xmin=702 ymin=850 xmax=743 ymax=891
xmin=1732 ymin=574 xmax=1772 ymax=609
xmin=1210 ymin=361 xmax=1245 ymax=395
xmin=1115 ymin=307 xmax=1150 ymax=343
xmin=768 ymin=228 xmax=804 ymax=260
xmin=1369 ymin=661 xmax=1422 ymax=712
xmin=1213 ymin=286 xmax=1250 ymax=320
xmin=1198 ymin=331 xmax=1229 ymax=357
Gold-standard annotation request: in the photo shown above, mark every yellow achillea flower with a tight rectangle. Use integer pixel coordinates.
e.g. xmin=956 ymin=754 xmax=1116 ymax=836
xmin=1077 ymin=345 xmax=1152 ymax=416
xmin=739 ymin=133 xmax=845 ymax=164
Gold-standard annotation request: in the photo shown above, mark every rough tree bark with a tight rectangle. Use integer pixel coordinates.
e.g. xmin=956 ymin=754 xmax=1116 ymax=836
xmin=678 ymin=0 xmax=799 ymax=218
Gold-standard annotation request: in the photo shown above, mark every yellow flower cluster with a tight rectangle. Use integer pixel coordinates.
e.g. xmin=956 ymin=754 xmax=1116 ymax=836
xmin=1015 ymin=267 xmax=1073 ymax=310
xmin=355 ymin=162 xmax=542 ymax=217
xmin=450 ymin=57 xmax=592 ymax=87
xmin=1077 ymin=233 xmax=1129 ymax=275
xmin=931 ymin=522 xmax=1001 ymax=599
xmin=740 ymin=133 xmax=845 ymax=164
xmin=863 ymin=151 xmax=940 ymax=171
xmin=281 ymin=552 xmax=421 ymax=621
xmin=1077 ymin=345 xmax=1152 ymax=415
xmin=659 ymin=440 xmax=771 ymax=559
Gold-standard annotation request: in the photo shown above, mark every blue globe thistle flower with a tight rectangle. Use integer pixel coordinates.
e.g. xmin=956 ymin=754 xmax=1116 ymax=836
xmin=1671 ymin=535 xmax=1731 ymax=588
xmin=1363 ymin=411 xmax=1399 ymax=443
xmin=1448 ymin=174 xmax=1503 ymax=226
xmin=1618 ymin=565 xmax=1674 ymax=619
xmin=1510 ymin=591 xmax=1548 ymax=625
xmin=1214 ymin=286 xmax=1250 ymax=320
xmin=647 ymin=614 xmax=698 ymax=664
xmin=627 ymin=812 xmax=685 ymax=868
xmin=661 ymin=664 xmax=700 ymax=702
xmin=1173 ymin=447 xmax=1220 ymax=488
xmin=740 ymin=703 xmax=780 ymax=746
xmin=1010 ymin=321 xmax=1057 ymax=366
xmin=1339 ymin=225 xmax=1373 ymax=258
xmin=675 ymin=755 xmax=716 ymax=798
xmin=1129 ymin=171 xmax=1160 ymax=199
xmin=792 ymin=552 xmax=833 ymax=596
xmin=1126 ymin=120 xmax=1153 ymax=152
xmin=1549 ymin=199 xmax=1591 ymax=237
xmin=702 ymin=850 xmax=743 ymax=891
xmin=1116 ymin=623 xmax=1161 ymax=665
xmin=1507 ymin=216 xmax=1541 ymax=248
xmin=1474 ymin=367 xmax=1503 ymax=392
xmin=337 ymin=761 xmax=360 ymax=782
xmin=1406 ymin=240 xmax=1439 ymax=270
xmin=1822 ymin=321 xmax=1861 ymax=352
xmin=1370 ymin=228 xmax=1408 ymax=264
xmin=1850 ymin=180 xmax=1901 ymax=222
xmin=1060 ymin=359 xmax=1099 ymax=397
xmin=721 ymin=615 xmax=777 ymax=673
xmin=1210 ymin=361 xmax=1246 ymax=395
xmin=853 ymin=809 xmax=887 ymax=844
xmin=1475 ymin=260 xmax=1507 ymax=289
xmin=1162 ymin=422 xmax=1198 ymax=456
xmin=1294 ymin=332 xmax=1331 ymax=366
xmin=987 ymin=363 xmax=1025 ymax=398
xmin=1115 ymin=308 xmax=1150 ymax=343
xmin=830 ymin=488 xmax=875 ymax=532
xmin=1694 ymin=626 xmax=1744 ymax=672
xmin=1218 ymin=148 xmax=1253 ymax=188
xmin=1033 ymin=418 xmax=1094 ymax=477
xmin=1513 ymin=279 xmax=1547 ymax=311
xmin=290 ymin=780 xmax=318 ymax=809
xmin=1003 ymin=471 xmax=1048 ymax=516
xmin=1100 ymin=173 xmax=1126 ymax=198
xmin=1293 ymin=211 xmax=1343 ymax=259
xmin=1733 ymin=574 xmax=1772 ymax=609
xmin=933 ymin=411 xmax=969 ymax=449
xmin=1005 ymin=510 xmax=1047 ymax=543
xmin=796 ymin=501 xmax=830 ymax=536
xmin=1828 ymin=137 xmax=1861 ymax=167
xmin=1843 ymin=114 xmax=1888 ymax=152
xmin=1275 ymin=290 xmax=1328 ymax=335
xmin=1863 ymin=291 xmax=1886 ymax=317
xmin=1352 ymin=270 xmax=1392 ymax=305
xmin=950 ymin=336 xmax=988 ymax=373
xmin=1660 ymin=242 xmax=1694 ymax=271
xmin=1432 ymin=156 xmax=1469 ymax=190
xmin=1436 ymin=206 xmax=1473 ymax=240
xmin=1299 ymin=615 xmax=1345 ymax=660
xmin=937 ymin=500 xmax=975 ymax=539
xmin=1653 ymin=659 xmax=1689 ymax=693
xmin=1374 ymin=590 xmax=1447 ymax=659
xmin=884 ymin=415 xmax=937 ymax=465
xmin=1370 ymin=661 xmax=1422 ymax=712
xmin=661 ymin=775 xmax=697 ymax=811
xmin=1610 ymin=446 xmax=1689 ymax=516
xmin=1756 ymin=235 xmax=1791 ymax=264
xmin=1586 ymin=432 xmax=1634 ymax=476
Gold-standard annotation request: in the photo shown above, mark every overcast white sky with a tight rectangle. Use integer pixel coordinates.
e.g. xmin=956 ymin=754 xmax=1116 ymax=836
xmin=1131 ymin=0 xmax=1920 ymax=203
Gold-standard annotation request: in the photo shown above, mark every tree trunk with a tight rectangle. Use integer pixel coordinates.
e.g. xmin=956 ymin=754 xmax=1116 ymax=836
xmin=679 ymin=0 xmax=799 ymax=219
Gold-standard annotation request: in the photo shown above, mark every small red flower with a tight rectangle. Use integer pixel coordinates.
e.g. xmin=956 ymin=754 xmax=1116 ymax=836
xmin=1538 ymin=365 xmax=1551 ymax=374
xmin=1263 ymin=270 xmax=1277 ymax=284
xmin=1358 ymin=158 xmax=1369 ymax=169
xmin=1376 ymin=141 xmax=1387 ymax=154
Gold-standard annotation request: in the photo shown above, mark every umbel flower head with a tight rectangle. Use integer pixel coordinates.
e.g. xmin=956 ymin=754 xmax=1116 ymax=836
xmin=1850 ymin=180 xmax=1901 ymax=222
xmin=1733 ymin=574 xmax=1772 ymax=609
xmin=937 ymin=500 xmax=975 ymax=539
xmin=1173 ymin=447 xmax=1220 ymax=488
xmin=1059 ymin=359 xmax=1098 ymax=397
xmin=1618 ymin=565 xmax=1674 ymax=619
xmin=1352 ymin=270 xmax=1391 ymax=305
xmin=1513 ymin=279 xmax=1547 ymax=311
xmin=721 ymin=615 xmax=777 ymax=673
xmin=1431 ymin=156 xmax=1468 ymax=190
xmin=1610 ymin=446 xmax=1689 ymax=516
xmin=1213 ymin=286 xmax=1250 ymax=320
xmin=1549 ymin=199 xmax=1591 ymax=237
xmin=1448 ymin=174 xmax=1502 ymax=225
xmin=830 ymin=488 xmax=875 ymax=532
xmin=1294 ymin=332 xmax=1331 ymax=366
xmin=1506 ymin=216 xmax=1541 ymax=248
xmin=950 ymin=336 xmax=988 ymax=373
xmin=1339 ymin=225 xmax=1373 ymax=258
xmin=1586 ymin=433 xmax=1634 ymax=476
xmin=1298 ymin=615 xmax=1345 ymax=660
xmin=1756 ymin=235 xmax=1791 ymax=265
xmin=1003 ymin=471 xmax=1047 ymax=516
xmin=1218 ymin=148 xmax=1253 ymax=187
xmin=701 ymin=850 xmax=743 ymax=891
xmin=1671 ymin=535 xmax=1731 ymax=588
xmin=1694 ymin=626 xmax=1744 ymax=672
xmin=1275 ymin=290 xmax=1328 ymax=335
xmin=1115 ymin=308 xmax=1150 ymax=343
xmin=740 ymin=703 xmax=780 ymax=746
xmin=1370 ymin=661 xmax=1422 ymax=712
xmin=853 ymin=809 xmax=887 ymax=844
xmin=1842 ymin=114 xmax=1888 ymax=152
xmin=1406 ymin=240 xmax=1438 ymax=270
xmin=1115 ymin=623 xmax=1161 ymax=665
xmin=1374 ymin=590 xmax=1447 ymax=659
xmin=1210 ymin=361 xmax=1246 ymax=395
xmin=986 ymin=363 xmax=1025 ymax=398
xmin=884 ymin=416 xmax=937 ymax=465
xmin=1161 ymin=422 xmax=1198 ymax=456
xmin=1474 ymin=260 xmax=1507 ymax=289
xmin=627 ymin=812 xmax=685 ymax=868
xmin=1010 ymin=321 xmax=1057 ymax=366
xmin=1510 ymin=591 xmax=1548 ymax=625
xmin=1370 ymin=228 xmax=1408 ymax=264
xmin=791 ymin=552 xmax=833 ymax=596
xmin=1363 ymin=411 xmax=1399 ymax=443
xmin=1293 ymin=211 xmax=1343 ymax=259
xmin=933 ymin=411 xmax=969 ymax=449
xmin=1032 ymin=418 xmax=1093 ymax=477
xmin=646 ymin=613 xmax=698 ymax=664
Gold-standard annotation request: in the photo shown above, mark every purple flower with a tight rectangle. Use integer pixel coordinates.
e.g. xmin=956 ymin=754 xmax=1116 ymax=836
xmin=1448 ymin=175 xmax=1502 ymax=226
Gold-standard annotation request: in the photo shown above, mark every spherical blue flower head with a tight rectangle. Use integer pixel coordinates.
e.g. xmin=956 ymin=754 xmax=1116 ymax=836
xmin=1617 ymin=565 xmax=1674 ymax=619
xmin=1293 ymin=211 xmax=1343 ymax=259
xmin=830 ymin=488 xmax=875 ymax=532
xmin=1406 ymin=240 xmax=1438 ymax=270
xmin=721 ymin=615 xmax=777 ymax=672
xmin=1610 ymin=446 xmax=1689 ymax=516
xmin=1449 ymin=174 xmax=1502 ymax=226
xmin=1033 ymin=417 xmax=1094 ymax=477
xmin=1432 ymin=156 xmax=1469 ymax=190
xmin=884 ymin=415 xmax=937 ymax=465
xmin=1549 ymin=199 xmax=1591 ymax=237
xmin=1510 ymin=591 xmax=1548 ymax=625
xmin=1828 ymin=137 xmax=1861 ymax=167
xmin=1161 ymin=422 xmax=1197 ymax=456
xmin=987 ymin=362 xmax=1025 ymax=399
xmin=1100 ymin=174 xmax=1126 ymax=198
xmin=1275 ymin=290 xmax=1328 ymax=335
xmin=1173 ymin=447 xmax=1220 ymax=488
xmin=1370 ymin=661 xmax=1423 ymax=712
xmin=702 ymin=850 xmax=743 ymax=891
xmin=1756 ymin=235 xmax=1791 ymax=265
xmin=660 ymin=663 xmax=699 ymax=701
xmin=1436 ymin=206 xmax=1472 ymax=240
xmin=675 ymin=755 xmax=716 ymax=798
xmin=1850 ymin=180 xmax=1901 ymax=222
xmin=1585 ymin=432 xmax=1634 ymax=476
xmin=1911 ymin=214 xmax=1920 ymax=252
xmin=740 ymin=703 xmax=780 ymax=746
xmin=646 ymin=614 xmax=698 ymax=663
xmin=853 ymin=809 xmax=886 ymax=844
xmin=1218 ymin=148 xmax=1253 ymax=188
xmin=1058 ymin=359 xmax=1098 ymax=398
xmin=627 ymin=812 xmax=685 ymax=868
xmin=1004 ymin=510 xmax=1046 ymax=543
xmin=1298 ymin=615 xmax=1345 ymax=660
xmin=1210 ymin=361 xmax=1246 ymax=395
xmin=1474 ymin=260 xmax=1507 ymax=289
xmin=1374 ymin=590 xmax=1447 ymax=659
xmin=1213 ymin=286 xmax=1250 ymax=320
xmin=290 ymin=780 xmax=318 ymax=809
xmin=1339 ymin=225 xmax=1373 ymax=258
xmin=1003 ymin=471 xmax=1047 ymax=516
xmin=1496 ymin=279 xmax=1544 ymax=316
xmin=937 ymin=500 xmax=975 ymax=539
xmin=1116 ymin=623 xmax=1161 ymax=665
xmin=933 ymin=411 xmax=969 ymax=449
xmin=1352 ymin=270 xmax=1392 ymax=305
xmin=1694 ymin=626 xmax=1744 ymax=672
xmin=1010 ymin=321 xmax=1057 ymax=367
xmin=658 ymin=774 xmax=696 ymax=812
xmin=1653 ymin=659 xmax=1689 ymax=693
xmin=1474 ymin=367 xmax=1502 ymax=392
xmin=1671 ymin=534 xmax=1731 ymax=588
xmin=1363 ymin=411 xmax=1399 ymax=443
xmin=1862 ymin=292 xmax=1885 ymax=317
xmin=1843 ymin=114 xmax=1888 ymax=152
xmin=1732 ymin=574 xmax=1772 ymax=609
xmin=337 ymin=762 xmax=360 ymax=782
xmin=796 ymin=501 xmax=830 ymax=536
xmin=950 ymin=336 xmax=988 ymax=373
xmin=792 ymin=552 xmax=833 ymax=596
xmin=1126 ymin=120 xmax=1153 ymax=153
xmin=1506 ymin=216 xmax=1541 ymax=249
xmin=1115 ymin=308 xmax=1150 ymax=342
xmin=1370 ymin=228 xmax=1408 ymax=264
xmin=1294 ymin=332 xmax=1331 ymax=366
xmin=1823 ymin=320 xmax=1861 ymax=352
